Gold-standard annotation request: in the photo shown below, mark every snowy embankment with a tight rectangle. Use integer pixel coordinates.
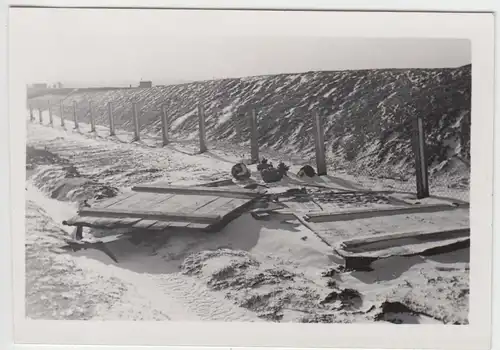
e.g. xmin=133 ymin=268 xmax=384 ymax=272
xmin=25 ymin=117 xmax=469 ymax=324
xmin=29 ymin=64 xmax=471 ymax=194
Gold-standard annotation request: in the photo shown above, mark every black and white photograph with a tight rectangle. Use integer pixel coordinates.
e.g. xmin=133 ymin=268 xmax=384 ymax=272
xmin=5 ymin=4 xmax=495 ymax=350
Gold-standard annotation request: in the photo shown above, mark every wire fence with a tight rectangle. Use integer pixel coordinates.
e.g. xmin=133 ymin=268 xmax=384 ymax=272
xmin=26 ymin=93 xmax=470 ymax=202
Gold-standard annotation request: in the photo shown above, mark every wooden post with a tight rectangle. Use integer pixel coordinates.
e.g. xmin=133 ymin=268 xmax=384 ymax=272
xmin=198 ymin=103 xmax=207 ymax=153
xmin=108 ymin=102 xmax=115 ymax=136
xmin=412 ymin=115 xmax=430 ymax=198
xmin=89 ymin=100 xmax=96 ymax=132
xmin=48 ymin=101 xmax=53 ymax=126
xmin=38 ymin=108 xmax=43 ymax=124
xmin=161 ymin=105 xmax=169 ymax=146
xmin=312 ymin=111 xmax=327 ymax=176
xmin=60 ymin=101 xmax=65 ymax=127
xmin=73 ymin=101 xmax=79 ymax=130
xmin=29 ymin=105 xmax=34 ymax=122
xmin=132 ymin=102 xmax=140 ymax=141
xmin=249 ymin=108 xmax=259 ymax=163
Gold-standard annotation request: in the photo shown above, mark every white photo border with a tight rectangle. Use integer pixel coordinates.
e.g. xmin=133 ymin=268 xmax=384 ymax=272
xmin=1 ymin=2 xmax=497 ymax=350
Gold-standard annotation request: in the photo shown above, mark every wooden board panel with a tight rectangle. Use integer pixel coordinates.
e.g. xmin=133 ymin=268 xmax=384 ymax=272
xmin=66 ymin=184 xmax=258 ymax=232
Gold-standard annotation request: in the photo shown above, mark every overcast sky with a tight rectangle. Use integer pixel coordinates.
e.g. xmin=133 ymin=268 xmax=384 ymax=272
xmin=10 ymin=8 xmax=471 ymax=87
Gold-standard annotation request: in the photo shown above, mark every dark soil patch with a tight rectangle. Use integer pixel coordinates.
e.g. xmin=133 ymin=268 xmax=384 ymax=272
xmin=26 ymin=146 xmax=69 ymax=170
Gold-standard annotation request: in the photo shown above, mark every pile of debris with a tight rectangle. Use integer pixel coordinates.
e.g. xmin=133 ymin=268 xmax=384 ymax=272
xmin=231 ymin=158 xmax=316 ymax=184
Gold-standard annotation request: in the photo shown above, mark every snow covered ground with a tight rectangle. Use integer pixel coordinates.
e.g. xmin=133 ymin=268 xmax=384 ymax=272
xmin=24 ymin=116 xmax=470 ymax=324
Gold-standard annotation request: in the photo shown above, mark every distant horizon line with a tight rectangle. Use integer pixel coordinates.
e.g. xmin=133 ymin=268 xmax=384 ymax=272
xmin=29 ymin=63 xmax=472 ymax=88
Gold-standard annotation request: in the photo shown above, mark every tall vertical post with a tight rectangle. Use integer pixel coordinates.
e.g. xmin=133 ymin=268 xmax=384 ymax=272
xmin=108 ymin=102 xmax=115 ymax=136
xmin=60 ymin=101 xmax=65 ymax=127
xmin=132 ymin=102 xmax=140 ymax=141
xmin=29 ymin=105 xmax=34 ymax=122
xmin=312 ymin=111 xmax=327 ymax=176
xmin=38 ymin=108 xmax=43 ymax=124
xmin=412 ymin=115 xmax=429 ymax=199
xmin=73 ymin=101 xmax=79 ymax=130
xmin=161 ymin=105 xmax=169 ymax=146
xmin=198 ymin=103 xmax=207 ymax=153
xmin=48 ymin=101 xmax=53 ymax=126
xmin=249 ymin=108 xmax=259 ymax=163
xmin=89 ymin=100 xmax=96 ymax=132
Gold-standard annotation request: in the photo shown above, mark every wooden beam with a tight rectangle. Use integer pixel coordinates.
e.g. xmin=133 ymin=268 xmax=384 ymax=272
xmin=198 ymin=103 xmax=207 ymax=153
xmin=312 ymin=111 xmax=327 ymax=176
xmin=132 ymin=102 xmax=140 ymax=141
xmin=335 ymin=227 xmax=470 ymax=270
xmin=89 ymin=100 xmax=96 ymax=132
xmin=161 ymin=104 xmax=169 ymax=146
xmin=78 ymin=208 xmax=222 ymax=224
xmin=412 ymin=115 xmax=429 ymax=198
xmin=38 ymin=108 xmax=43 ymax=124
xmin=304 ymin=203 xmax=468 ymax=223
xmin=108 ymin=101 xmax=115 ymax=136
xmin=131 ymin=184 xmax=263 ymax=198
xmin=340 ymin=227 xmax=470 ymax=251
xmin=60 ymin=101 xmax=65 ymax=127
xmin=249 ymin=109 xmax=259 ymax=164
xmin=73 ymin=101 xmax=79 ymax=129
xmin=48 ymin=101 xmax=53 ymax=126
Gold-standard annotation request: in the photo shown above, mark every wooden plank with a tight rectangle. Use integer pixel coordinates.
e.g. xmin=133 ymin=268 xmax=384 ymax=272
xmin=150 ymin=194 xmax=196 ymax=213
xmin=132 ymin=219 xmax=160 ymax=229
xmin=335 ymin=227 xmax=470 ymax=270
xmin=130 ymin=193 xmax=197 ymax=229
xmin=340 ymin=227 xmax=470 ymax=251
xmin=146 ymin=195 xmax=220 ymax=230
xmin=157 ymin=196 xmax=221 ymax=229
xmin=92 ymin=192 xmax=137 ymax=209
xmin=110 ymin=192 xmax=174 ymax=210
xmin=184 ymin=197 xmax=238 ymax=229
xmin=131 ymin=184 xmax=263 ymax=198
xmin=63 ymin=216 xmax=126 ymax=228
xmin=149 ymin=197 xmax=234 ymax=230
xmin=214 ymin=198 xmax=250 ymax=217
xmin=78 ymin=208 xmax=221 ymax=223
xmin=304 ymin=204 xmax=468 ymax=223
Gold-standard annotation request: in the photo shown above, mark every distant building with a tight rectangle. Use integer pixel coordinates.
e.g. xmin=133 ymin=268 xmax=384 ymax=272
xmin=32 ymin=83 xmax=48 ymax=89
xmin=139 ymin=81 xmax=153 ymax=88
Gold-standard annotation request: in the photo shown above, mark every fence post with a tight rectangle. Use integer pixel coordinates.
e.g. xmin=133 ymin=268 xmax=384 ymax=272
xmin=108 ymin=102 xmax=115 ymax=136
xmin=161 ymin=105 xmax=169 ymax=146
xmin=312 ymin=110 xmax=327 ymax=176
xmin=48 ymin=101 xmax=53 ymax=126
xmin=60 ymin=101 xmax=65 ymax=127
xmin=132 ymin=102 xmax=140 ymax=141
xmin=73 ymin=101 xmax=79 ymax=130
xmin=29 ymin=105 xmax=34 ymax=122
xmin=249 ymin=108 xmax=259 ymax=163
xmin=412 ymin=115 xmax=429 ymax=198
xmin=198 ymin=103 xmax=207 ymax=153
xmin=89 ymin=100 xmax=96 ymax=132
xmin=38 ymin=108 xmax=43 ymax=124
